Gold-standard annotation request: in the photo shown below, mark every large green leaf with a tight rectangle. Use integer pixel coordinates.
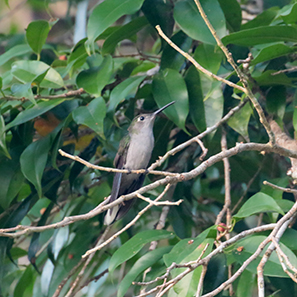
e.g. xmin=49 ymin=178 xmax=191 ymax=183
xmin=234 ymin=192 xmax=285 ymax=219
xmin=118 ymin=246 xmax=172 ymax=297
xmin=184 ymin=66 xmax=206 ymax=132
xmin=201 ymin=74 xmax=224 ymax=129
xmin=0 ymin=44 xmax=32 ymax=66
xmin=251 ymin=43 xmax=297 ymax=66
xmin=108 ymin=75 xmax=146 ymax=113
xmin=160 ymin=31 xmax=192 ymax=71
xmin=72 ymin=97 xmax=106 ymax=139
xmin=5 ymin=98 xmax=65 ymax=130
xmin=109 ymin=230 xmax=175 ymax=273
xmin=266 ymin=86 xmax=286 ymax=119
xmin=49 ymin=226 xmax=69 ymax=260
xmin=11 ymin=82 xmax=35 ymax=104
xmin=163 ymin=226 xmax=217 ymax=266
xmin=152 ymin=69 xmax=189 ymax=132
xmin=278 ymin=2 xmax=297 ymax=24
xmin=40 ymin=259 xmax=55 ymax=296
xmin=142 ymin=0 xmax=174 ymax=47
xmin=172 ymin=239 xmax=214 ymax=296
xmin=194 ymin=43 xmax=223 ymax=74
xmin=174 ymin=0 xmax=227 ymax=45
xmin=20 ymin=135 xmax=53 ymax=197
xmin=13 ymin=266 xmax=34 ymax=297
xmin=228 ymin=102 xmax=253 ymax=140
xmin=241 ymin=7 xmax=278 ymax=30
xmin=237 ymin=270 xmax=255 ymax=297
xmin=232 ymin=235 xmax=297 ymax=277
xmin=86 ymin=0 xmax=145 ymax=53
xmin=222 ymin=26 xmax=297 ymax=46
xmin=0 ymin=157 xmax=24 ymax=209
xmin=26 ymin=20 xmax=50 ymax=55
xmin=102 ymin=17 xmax=148 ymax=54
xmin=218 ymin=0 xmax=241 ymax=32
xmin=76 ymin=55 xmax=113 ymax=96
xmin=11 ymin=60 xmax=64 ymax=89
xmin=253 ymin=70 xmax=292 ymax=87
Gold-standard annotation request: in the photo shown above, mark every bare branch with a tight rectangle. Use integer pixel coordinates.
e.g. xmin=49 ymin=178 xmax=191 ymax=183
xmin=82 ymin=184 xmax=173 ymax=258
xmin=193 ymin=0 xmax=274 ymax=144
xmin=2 ymin=142 xmax=297 ymax=238
xmin=155 ymin=25 xmax=246 ymax=93
xmin=59 ymin=149 xmax=179 ymax=177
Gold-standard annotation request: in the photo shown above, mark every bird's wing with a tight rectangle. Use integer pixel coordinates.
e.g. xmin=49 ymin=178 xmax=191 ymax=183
xmin=104 ymin=135 xmax=130 ymax=225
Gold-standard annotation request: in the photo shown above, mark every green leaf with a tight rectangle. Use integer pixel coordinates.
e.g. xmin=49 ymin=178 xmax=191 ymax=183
xmin=76 ymin=55 xmax=113 ymax=96
xmin=237 ymin=270 xmax=255 ymax=297
xmin=26 ymin=20 xmax=50 ymax=55
xmin=278 ymin=3 xmax=297 ymax=24
xmin=28 ymin=203 xmax=54 ymax=268
xmin=232 ymin=235 xmax=297 ymax=277
xmin=86 ymin=0 xmax=145 ymax=54
xmin=234 ymin=192 xmax=285 ymax=219
xmin=11 ymin=82 xmax=35 ymax=104
xmin=109 ymin=230 xmax=175 ymax=273
xmin=172 ymin=239 xmax=213 ymax=296
xmin=184 ymin=66 xmax=206 ymax=132
xmin=142 ymin=0 xmax=174 ymax=47
xmin=163 ymin=226 xmax=216 ymax=266
xmin=251 ymin=43 xmax=297 ymax=66
xmin=222 ymin=26 xmax=297 ymax=46
xmin=118 ymin=246 xmax=172 ymax=297
xmin=67 ymin=38 xmax=88 ymax=71
xmin=275 ymin=199 xmax=294 ymax=213
xmin=41 ymin=259 xmax=55 ymax=296
xmin=102 ymin=17 xmax=148 ymax=54
xmin=20 ymin=135 xmax=53 ymax=197
xmin=253 ymin=70 xmax=293 ymax=87
xmin=228 ymin=102 xmax=253 ymax=140
xmin=201 ymin=75 xmax=224 ymax=129
xmin=218 ymin=0 xmax=242 ymax=32
xmin=266 ymin=86 xmax=286 ymax=119
xmin=152 ymin=69 xmax=189 ymax=132
xmin=241 ymin=7 xmax=279 ymax=30
xmin=108 ymin=75 xmax=146 ymax=113
xmin=160 ymin=31 xmax=192 ymax=71
xmin=72 ymin=97 xmax=106 ymax=139
xmin=194 ymin=43 xmax=223 ymax=74
xmin=5 ymin=98 xmax=65 ymax=130
xmin=0 ymin=44 xmax=32 ymax=67
xmin=50 ymin=226 xmax=69 ymax=260
xmin=0 ymin=157 xmax=24 ymax=209
xmin=174 ymin=0 xmax=227 ymax=45
xmin=0 ymin=115 xmax=10 ymax=158
xmin=14 ymin=266 xmax=34 ymax=297
xmin=11 ymin=60 xmax=64 ymax=89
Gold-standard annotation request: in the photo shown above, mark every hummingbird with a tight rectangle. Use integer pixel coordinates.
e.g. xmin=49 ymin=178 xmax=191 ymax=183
xmin=104 ymin=101 xmax=175 ymax=225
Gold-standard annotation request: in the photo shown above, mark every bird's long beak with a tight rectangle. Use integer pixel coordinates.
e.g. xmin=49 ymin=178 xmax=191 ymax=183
xmin=153 ymin=101 xmax=175 ymax=116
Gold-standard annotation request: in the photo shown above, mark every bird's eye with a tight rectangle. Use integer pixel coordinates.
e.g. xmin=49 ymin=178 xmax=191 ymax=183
xmin=139 ymin=116 xmax=145 ymax=121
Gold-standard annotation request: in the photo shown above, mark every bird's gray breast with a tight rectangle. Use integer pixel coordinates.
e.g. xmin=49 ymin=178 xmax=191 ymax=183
xmin=125 ymin=130 xmax=154 ymax=170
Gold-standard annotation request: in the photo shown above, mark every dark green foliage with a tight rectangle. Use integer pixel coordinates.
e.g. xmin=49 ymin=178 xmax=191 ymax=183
xmin=1 ymin=0 xmax=297 ymax=296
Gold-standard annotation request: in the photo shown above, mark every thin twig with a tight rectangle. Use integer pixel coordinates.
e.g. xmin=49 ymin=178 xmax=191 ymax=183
xmin=155 ymin=25 xmax=245 ymax=93
xmin=192 ymin=0 xmax=274 ymax=144
xmin=149 ymin=98 xmax=249 ymax=170
xmin=64 ymin=226 xmax=111 ymax=297
xmin=82 ymin=184 xmax=173 ymax=258
xmin=59 ymin=149 xmax=179 ymax=177
xmin=2 ymin=88 xmax=86 ymax=101
xmin=2 ymin=142 xmax=297 ymax=238
xmin=134 ymin=224 xmax=277 ymax=296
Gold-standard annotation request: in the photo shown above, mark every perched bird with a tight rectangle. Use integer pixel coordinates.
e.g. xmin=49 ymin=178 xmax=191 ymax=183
xmin=104 ymin=101 xmax=175 ymax=225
